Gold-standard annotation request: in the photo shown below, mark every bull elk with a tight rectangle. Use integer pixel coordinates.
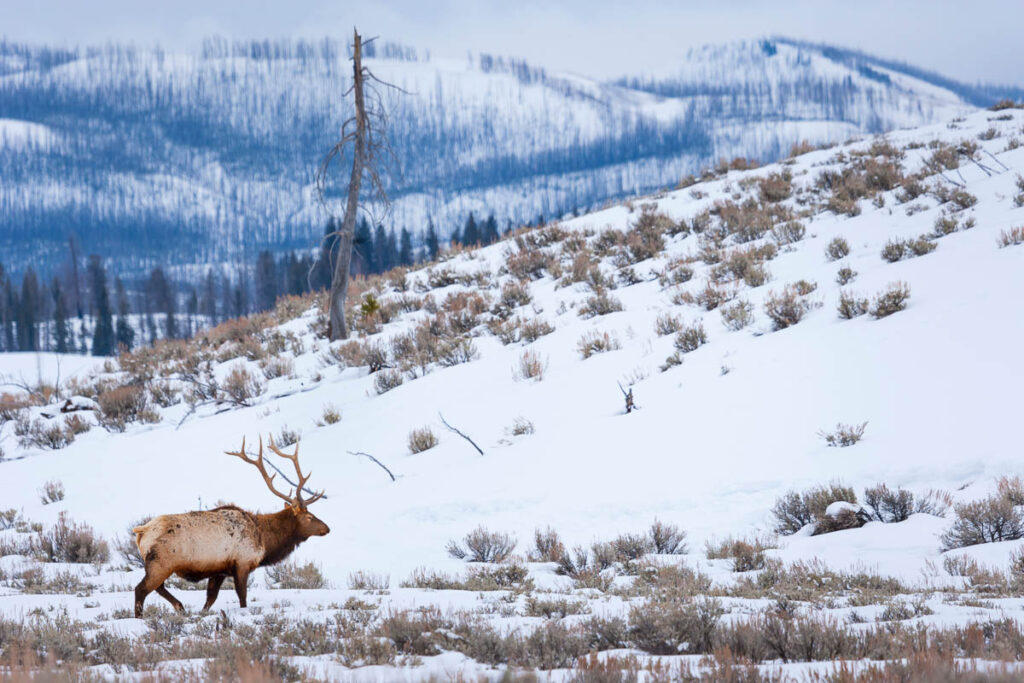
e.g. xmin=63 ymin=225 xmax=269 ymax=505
xmin=132 ymin=436 xmax=329 ymax=617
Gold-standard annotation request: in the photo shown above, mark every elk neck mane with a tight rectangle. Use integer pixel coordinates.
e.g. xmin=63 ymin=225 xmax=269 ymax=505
xmin=254 ymin=507 xmax=308 ymax=566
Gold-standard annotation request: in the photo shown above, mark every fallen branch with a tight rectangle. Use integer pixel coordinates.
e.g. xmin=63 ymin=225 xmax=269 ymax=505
xmin=438 ymin=412 xmax=483 ymax=455
xmin=348 ymin=451 xmax=396 ymax=482
xmin=617 ymin=381 xmax=638 ymax=414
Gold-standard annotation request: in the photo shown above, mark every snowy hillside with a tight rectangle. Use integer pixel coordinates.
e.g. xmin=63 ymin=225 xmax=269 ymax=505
xmin=0 ymin=37 xmax=1000 ymax=277
xmin=2 ymin=105 xmax=1024 ymax=679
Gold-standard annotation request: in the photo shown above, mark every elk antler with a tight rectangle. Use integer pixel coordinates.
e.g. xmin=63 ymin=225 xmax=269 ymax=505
xmin=267 ymin=436 xmax=326 ymax=508
xmin=225 ymin=436 xmax=302 ymax=507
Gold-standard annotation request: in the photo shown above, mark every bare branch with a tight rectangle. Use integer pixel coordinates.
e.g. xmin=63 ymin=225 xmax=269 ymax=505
xmin=348 ymin=451 xmax=396 ymax=481
xmin=438 ymin=412 xmax=484 ymax=456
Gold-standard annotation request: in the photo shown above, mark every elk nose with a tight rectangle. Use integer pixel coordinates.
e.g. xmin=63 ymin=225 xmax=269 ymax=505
xmin=321 ymin=524 xmax=331 ymax=536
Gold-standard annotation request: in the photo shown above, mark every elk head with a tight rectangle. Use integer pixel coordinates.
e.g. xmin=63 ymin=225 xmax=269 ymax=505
xmin=225 ymin=436 xmax=330 ymax=538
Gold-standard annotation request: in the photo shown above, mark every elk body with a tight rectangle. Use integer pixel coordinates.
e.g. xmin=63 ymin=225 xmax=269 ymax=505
xmin=132 ymin=437 xmax=329 ymax=617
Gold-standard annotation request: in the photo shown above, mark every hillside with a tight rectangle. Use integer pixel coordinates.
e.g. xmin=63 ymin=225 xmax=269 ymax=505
xmin=1 ymin=105 xmax=1024 ymax=679
xmin=0 ymin=37 xmax=1002 ymax=278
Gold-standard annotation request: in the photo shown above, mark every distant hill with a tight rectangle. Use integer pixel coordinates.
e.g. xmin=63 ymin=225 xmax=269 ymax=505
xmin=1 ymin=36 xmax=1016 ymax=278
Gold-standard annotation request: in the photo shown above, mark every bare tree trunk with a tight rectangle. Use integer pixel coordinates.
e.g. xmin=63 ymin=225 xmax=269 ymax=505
xmin=328 ymin=28 xmax=368 ymax=341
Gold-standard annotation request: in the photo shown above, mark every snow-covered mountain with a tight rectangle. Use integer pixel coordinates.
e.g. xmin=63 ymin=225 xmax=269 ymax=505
xmin=1 ymin=104 xmax=1024 ymax=677
xmin=2 ymin=37 xmax=1017 ymax=278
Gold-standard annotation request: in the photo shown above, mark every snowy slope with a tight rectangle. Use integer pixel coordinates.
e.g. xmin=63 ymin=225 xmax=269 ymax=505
xmin=2 ymin=105 xmax=1024 ymax=678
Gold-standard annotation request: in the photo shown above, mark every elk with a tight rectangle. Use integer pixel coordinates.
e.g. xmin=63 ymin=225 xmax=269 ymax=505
xmin=132 ymin=436 xmax=329 ymax=617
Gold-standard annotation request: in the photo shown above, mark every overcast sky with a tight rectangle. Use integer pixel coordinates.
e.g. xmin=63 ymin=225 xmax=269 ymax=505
xmin=3 ymin=0 xmax=1022 ymax=86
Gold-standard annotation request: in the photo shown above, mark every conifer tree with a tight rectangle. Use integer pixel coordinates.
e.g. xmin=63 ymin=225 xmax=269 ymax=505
xmin=114 ymin=277 xmax=135 ymax=352
xmin=483 ymin=213 xmax=499 ymax=245
xmin=462 ymin=212 xmax=479 ymax=246
xmin=399 ymin=227 xmax=413 ymax=266
xmin=425 ymin=219 xmax=440 ymax=261
xmin=88 ymin=255 xmax=115 ymax=356
xmin=255 ymin=250 xmax=278 ymax=312
xmin=52 ymin=277 xmax=70 ymax=353
xmin=17 ymin=268 xmax=40 ymax=351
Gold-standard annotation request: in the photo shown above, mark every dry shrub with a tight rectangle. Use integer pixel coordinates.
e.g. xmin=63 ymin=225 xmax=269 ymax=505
xmin=16 ymin=419 xmax=74 ymax=450
xmin=616 ymin=210 xmax=668 ymax=265
xmin=704 ymin=535 xmax=776 ymax=572
xmin=771 ymin=220 xmax=806 ymax=245
xmin=673 ymin=321 xmax=707 ymax=353
xmin=695 ymin=281 xmax=734 ymax=310
xmin=758 ymin=172 xmax=792 ymax=202
xmin=446 ymin=526 xmax=516 ymax=562
xmin=373 ymin=368 xmax=403 ymax=395
xmin=654 ymin=312 xmax=683 ymax=336
xmin=222 ymin=365 xmax=265 ymax=406
xmin=997 ymin=226 xmax=1024 ymax=248
xmin=507 ymin=416 xmax=535 ymax=436
xmin=96 ymin=384 xmax=151 ymax=431
xmin=863 ymin=484 xmax=950 ymax=523
xmin=720 ymin=300 xmax=754 ymax=330
xmin=882 ymin=236 xmax=935 ymax=262
xmin=578 ymin=290 xmax=624 ymax=318
xmin=772 ymin=483 xmax=857 ymax=535
xmin=258 ymin=355 xmax=294 ymax=380
xmin=492 ymin=280 xmax=532 ymax=318
xmin=530 ymin=527 xmax=565 ymax=562
xmin=1015 ymin=174 xmax=1024 ymax=207
xmin=515 ymin=350 xmax=547 ymax=381
xmin=33 ymin=511 xmax=109 ymax=563
xmin=628 ymin=597 xmax=724 ymax=655
xmin=762 ymin=285 xmax=817 ymax=330
xmin=265 ymin=560 xmax=327 ymax=589
xmin=318 ymin=403 xmax=342 ymax=425
xmin=577 ymin=330 xmax=621 ymax=359
xmin=870 ymin=281 xmax=911 ymax=318
xmin=996 ymin=476 xmax=1024 ymax=505
xmin=818 ymin=421 xmax=867 ymax=447
xmin=348 ymin=570 xmax=390 ymax=590
xmin=505 ymin=246 xmax=557 ymax=280
xmin=407 ymin=426 xmax=438 ymax=454
xmin=825 ymin=236 xmax=850 ymax=261
xmin=836 ymin=266 xmax=857 ymax=285
xmin=38 ymin=480 xmax=65 ymax=505
xmin=649 ymin=520 xmax=687 ymax=554
xmin=837 ymin=291 xmax=869 ymax=319
xmin=941 ymin=495 xmax=1024 ymax=550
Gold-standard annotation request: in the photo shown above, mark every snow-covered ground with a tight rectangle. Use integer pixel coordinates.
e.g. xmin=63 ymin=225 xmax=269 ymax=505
xmin=2 ymin=106 xmax=1024 ymax=679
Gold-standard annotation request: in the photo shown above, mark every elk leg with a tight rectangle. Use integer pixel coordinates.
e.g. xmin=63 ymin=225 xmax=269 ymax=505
xmin=134 ymin=569 xmax=172 ymax=617
xmin=155 ymin=583 xmax=185 ymax=613
xmin=203 ymin=575 xmax=227 ymax=611
xmin=232 ymin=566 xmax=250 ymax=608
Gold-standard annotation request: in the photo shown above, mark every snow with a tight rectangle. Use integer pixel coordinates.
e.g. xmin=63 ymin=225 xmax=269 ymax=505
xmin=2 ymin=105 xmax=1024 ymax=676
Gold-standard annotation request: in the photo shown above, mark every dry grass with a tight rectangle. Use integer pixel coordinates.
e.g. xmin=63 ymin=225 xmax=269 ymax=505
xmin=446 ymin=526 xmax=516 ymax=563
xmin=514 ymin=350 xmax=547 ymax=381
xmin=819 ymin=421 xmax=867 ymax=447
xmin=407 ymin=426 xmax=438 ymax=454
xmin=870 ymin=281 xmax=911 ymax=318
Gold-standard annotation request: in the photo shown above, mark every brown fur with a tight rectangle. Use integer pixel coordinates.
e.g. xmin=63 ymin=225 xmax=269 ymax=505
xmin=133 ymin=503 xmax=329 ymax=616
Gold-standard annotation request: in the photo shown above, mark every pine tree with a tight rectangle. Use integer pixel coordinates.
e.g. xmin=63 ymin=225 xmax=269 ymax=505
xmin=187 ymin=288 xmax=198 ymax=337
xmin=399 ymin=227 xmax=413 ymax=266
xmin=18 ymin=268 xmax=40 ymax=351
xmin=373 ymin=224 xmax=390 ymax=273
xmin=353 ymin=218 xmax=374 ymax=274
xmin=0 ymin=263 xmax=8 ymax=352
xmin=114 ymin=277 xmax=135 ymax=352
xmin=147 ymin=267 xmax=177 ymax=339
xmin=482 ymin=213 xmax=499 ymax=245
xmin=88 ymin=255 xmax=115 ymax=356
xmin=255 ymin=250 xmax=278 ymax=312
xmin=462 ymin=212 xmax=479 ymax=246
xmin=52 ymin=277 xmax=70 ymax=353
xmin=200 ymin=269 xmax=218 ymax=324
xmin=3 ymin=276 xmax=16 ymax=352
xmin=425 ymin=219 xmax=440 ymax=261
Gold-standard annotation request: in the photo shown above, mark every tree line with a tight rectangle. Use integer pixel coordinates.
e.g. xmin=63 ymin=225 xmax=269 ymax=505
xmin=0 ymin=210 xmax=513 ymax=357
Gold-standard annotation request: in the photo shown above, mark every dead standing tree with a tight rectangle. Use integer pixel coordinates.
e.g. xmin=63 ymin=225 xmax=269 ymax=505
xmin=316 ymin=28 xmax=402 ymax=340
